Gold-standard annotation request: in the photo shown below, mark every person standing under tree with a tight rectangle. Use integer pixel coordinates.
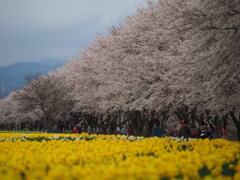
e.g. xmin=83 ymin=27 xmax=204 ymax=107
xmin=87 ymin=126 xmax=92 ymax=134
xmin=152 ymin=122 xmax=162 ymax=137
xmin=221 ymin=122 xmax=229 ymax=140
xmin=73 ymin=125 xmax=78 ymax=134
xmin=179 ymin=120 xmax=191 ymax=138
xmin=120 ymin=127 xmax=126 ymax=135
xmin=127 ymin=127 xmax=131 ymax=136
xmin=207 ymin=122 xmax=215 ymax=139
xmin=170 ymin=124 xmax=178 ymax=137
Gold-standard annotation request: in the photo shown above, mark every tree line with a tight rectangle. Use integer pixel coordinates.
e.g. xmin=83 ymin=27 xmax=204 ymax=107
xmin=0 ymin=0 xmax=239 ymax=139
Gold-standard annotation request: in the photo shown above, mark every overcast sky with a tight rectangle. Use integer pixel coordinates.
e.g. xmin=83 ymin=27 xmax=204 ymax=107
xmin=0 ymin=0 xmax=147 ymax=67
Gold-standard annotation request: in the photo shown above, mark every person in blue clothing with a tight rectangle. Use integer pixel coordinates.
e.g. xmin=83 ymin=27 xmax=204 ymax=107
xmin=152 ymin=122 xmax=162 ymax=137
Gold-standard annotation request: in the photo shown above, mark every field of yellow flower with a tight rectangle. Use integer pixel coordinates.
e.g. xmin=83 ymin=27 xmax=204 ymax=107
xmin=0 ymin=132 xmax=239 ymax=180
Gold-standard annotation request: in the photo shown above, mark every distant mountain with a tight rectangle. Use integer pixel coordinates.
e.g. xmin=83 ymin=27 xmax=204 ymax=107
xmin=0 ymin=58 xmax=65 ymax=99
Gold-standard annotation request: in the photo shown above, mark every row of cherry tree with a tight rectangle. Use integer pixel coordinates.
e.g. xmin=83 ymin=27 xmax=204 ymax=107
xmin=0 ymin=0 xmax=240 ymax=139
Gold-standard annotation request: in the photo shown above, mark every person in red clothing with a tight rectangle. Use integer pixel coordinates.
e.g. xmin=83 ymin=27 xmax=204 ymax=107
xmin=180 ymin=120 xmax=185 ymax=129
xmin=127 ymin=127 xmax=131 ymax=136
xmin=73 ymin=125 xmax=78 ymax=134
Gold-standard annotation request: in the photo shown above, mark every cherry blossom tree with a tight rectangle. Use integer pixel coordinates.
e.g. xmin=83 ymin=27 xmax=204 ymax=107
xmin=1 ymin=0 xmax=239 ymax=138
xmin=48 ymin=0 xmax=239 ymax=137
xmin=14 ymin=73 xmax=74 ymax=130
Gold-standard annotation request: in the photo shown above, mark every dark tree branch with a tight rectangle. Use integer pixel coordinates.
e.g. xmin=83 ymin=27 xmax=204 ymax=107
xmin=227 ymin=9 xmax=240 ymax=16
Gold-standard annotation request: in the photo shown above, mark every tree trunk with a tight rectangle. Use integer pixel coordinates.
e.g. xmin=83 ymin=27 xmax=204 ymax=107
xmin=230 ymin=111 xmax=240 ymax=141
xmin=174 ymin=106 xmax=191 ymax=123
xmin=213 ymin=114 xmax=221 ymax=138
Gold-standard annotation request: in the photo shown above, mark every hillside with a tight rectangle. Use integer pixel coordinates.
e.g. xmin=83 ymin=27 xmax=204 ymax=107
xmin=0 ymin=59 xmax=64 ymax=98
